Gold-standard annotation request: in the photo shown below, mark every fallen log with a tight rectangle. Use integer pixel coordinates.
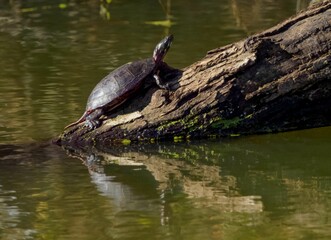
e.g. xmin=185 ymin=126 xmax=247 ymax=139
xmin=56 ymin=1 xmax=331 ymax=147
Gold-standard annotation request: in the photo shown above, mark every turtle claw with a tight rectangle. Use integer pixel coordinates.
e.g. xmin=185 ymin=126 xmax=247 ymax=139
xmin=163 ymin=83 xmax=171 ymax=90
xmin=83 ymin=109 xmax=103 ymax=130
xmin=84 ymin=119 xmax=100 ymax=130
xmin=154 ymin=74 xmax=170 ymax=90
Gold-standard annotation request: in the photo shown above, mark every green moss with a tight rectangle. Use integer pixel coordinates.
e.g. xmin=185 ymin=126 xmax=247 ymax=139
xmin=157 ymin=113 xmax=251 ymax=137
xmin=157 ymin=119 xmax=181 ymax=131
xmin=210 ymin=117 xmax=241 ymax=129
xmin=121 ymin=139 xmax=131 ymax=145
xmin=174 ymin=136 xmax=184 ymax=142
xmin=187 ymin=116 xmax=201 ymax=131
xmin=157 ymin=115 xmax=203 ymax=134
xmin=245 ymin=114 xmax=253 ymax=119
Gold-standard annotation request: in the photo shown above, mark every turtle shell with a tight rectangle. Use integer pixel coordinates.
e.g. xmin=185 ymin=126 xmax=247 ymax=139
xmin=86 ymin=58 xmax=155 ymax=111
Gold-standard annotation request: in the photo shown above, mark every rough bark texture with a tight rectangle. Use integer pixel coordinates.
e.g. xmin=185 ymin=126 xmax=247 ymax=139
xmin=56 ymin=1 xmax=331 ymax=147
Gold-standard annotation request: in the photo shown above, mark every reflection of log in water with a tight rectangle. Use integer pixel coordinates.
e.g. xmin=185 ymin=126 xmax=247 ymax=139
xmin=61 ymin=127 xmax=331 ymax=221
xmin=1 ymin=135 xmax=330 ymax=235
xmin=64 ymin=143 xmax=264 ymax=214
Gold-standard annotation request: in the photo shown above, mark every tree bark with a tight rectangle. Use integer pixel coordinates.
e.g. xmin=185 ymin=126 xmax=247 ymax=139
xmin=56 ymin=1 xmax=331 ymax=147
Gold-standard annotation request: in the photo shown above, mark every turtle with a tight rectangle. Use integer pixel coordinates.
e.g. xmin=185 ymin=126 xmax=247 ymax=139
xmin=64 ymin=35 xmax=174 ymax=130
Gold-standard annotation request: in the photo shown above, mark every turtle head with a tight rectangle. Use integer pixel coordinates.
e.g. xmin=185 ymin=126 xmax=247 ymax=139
xmin=153 ymin=35 xmax=173 ymax=64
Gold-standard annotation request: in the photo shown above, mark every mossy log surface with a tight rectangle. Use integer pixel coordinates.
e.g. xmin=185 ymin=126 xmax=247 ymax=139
xmin=56 ymin=1 xmax=331 ymax=147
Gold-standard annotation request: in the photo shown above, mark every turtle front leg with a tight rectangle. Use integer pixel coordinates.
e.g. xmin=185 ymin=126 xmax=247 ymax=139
xmin=85 ymin=108 xmax=103 ymax=130
xmin=153 ymin=73 xmax=170 ymax=90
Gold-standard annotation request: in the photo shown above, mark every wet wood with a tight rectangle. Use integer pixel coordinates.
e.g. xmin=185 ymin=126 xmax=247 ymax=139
xmin=56 ymin=1 xmax=331 ymax=147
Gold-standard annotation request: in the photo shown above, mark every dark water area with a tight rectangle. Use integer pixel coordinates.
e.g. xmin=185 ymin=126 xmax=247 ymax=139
xmin=1 ymin=0 xmax=331 ymax=239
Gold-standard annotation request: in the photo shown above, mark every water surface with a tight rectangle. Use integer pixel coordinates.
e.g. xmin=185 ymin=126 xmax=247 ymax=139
xmin=1 ymin=0 xmax=330 ymax=239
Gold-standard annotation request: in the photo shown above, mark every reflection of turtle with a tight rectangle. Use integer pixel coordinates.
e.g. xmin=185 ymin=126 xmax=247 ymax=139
xmin=65 ymin=35 xmax=174 ymax=130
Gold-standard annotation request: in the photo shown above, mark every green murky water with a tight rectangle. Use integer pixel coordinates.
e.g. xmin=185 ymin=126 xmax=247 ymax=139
xmin=1 ymin=0 xmax=331 ymax=239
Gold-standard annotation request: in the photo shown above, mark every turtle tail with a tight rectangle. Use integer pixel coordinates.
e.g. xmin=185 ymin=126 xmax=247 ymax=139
xmin=64 ymin=111 xmax=89 ymax=129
